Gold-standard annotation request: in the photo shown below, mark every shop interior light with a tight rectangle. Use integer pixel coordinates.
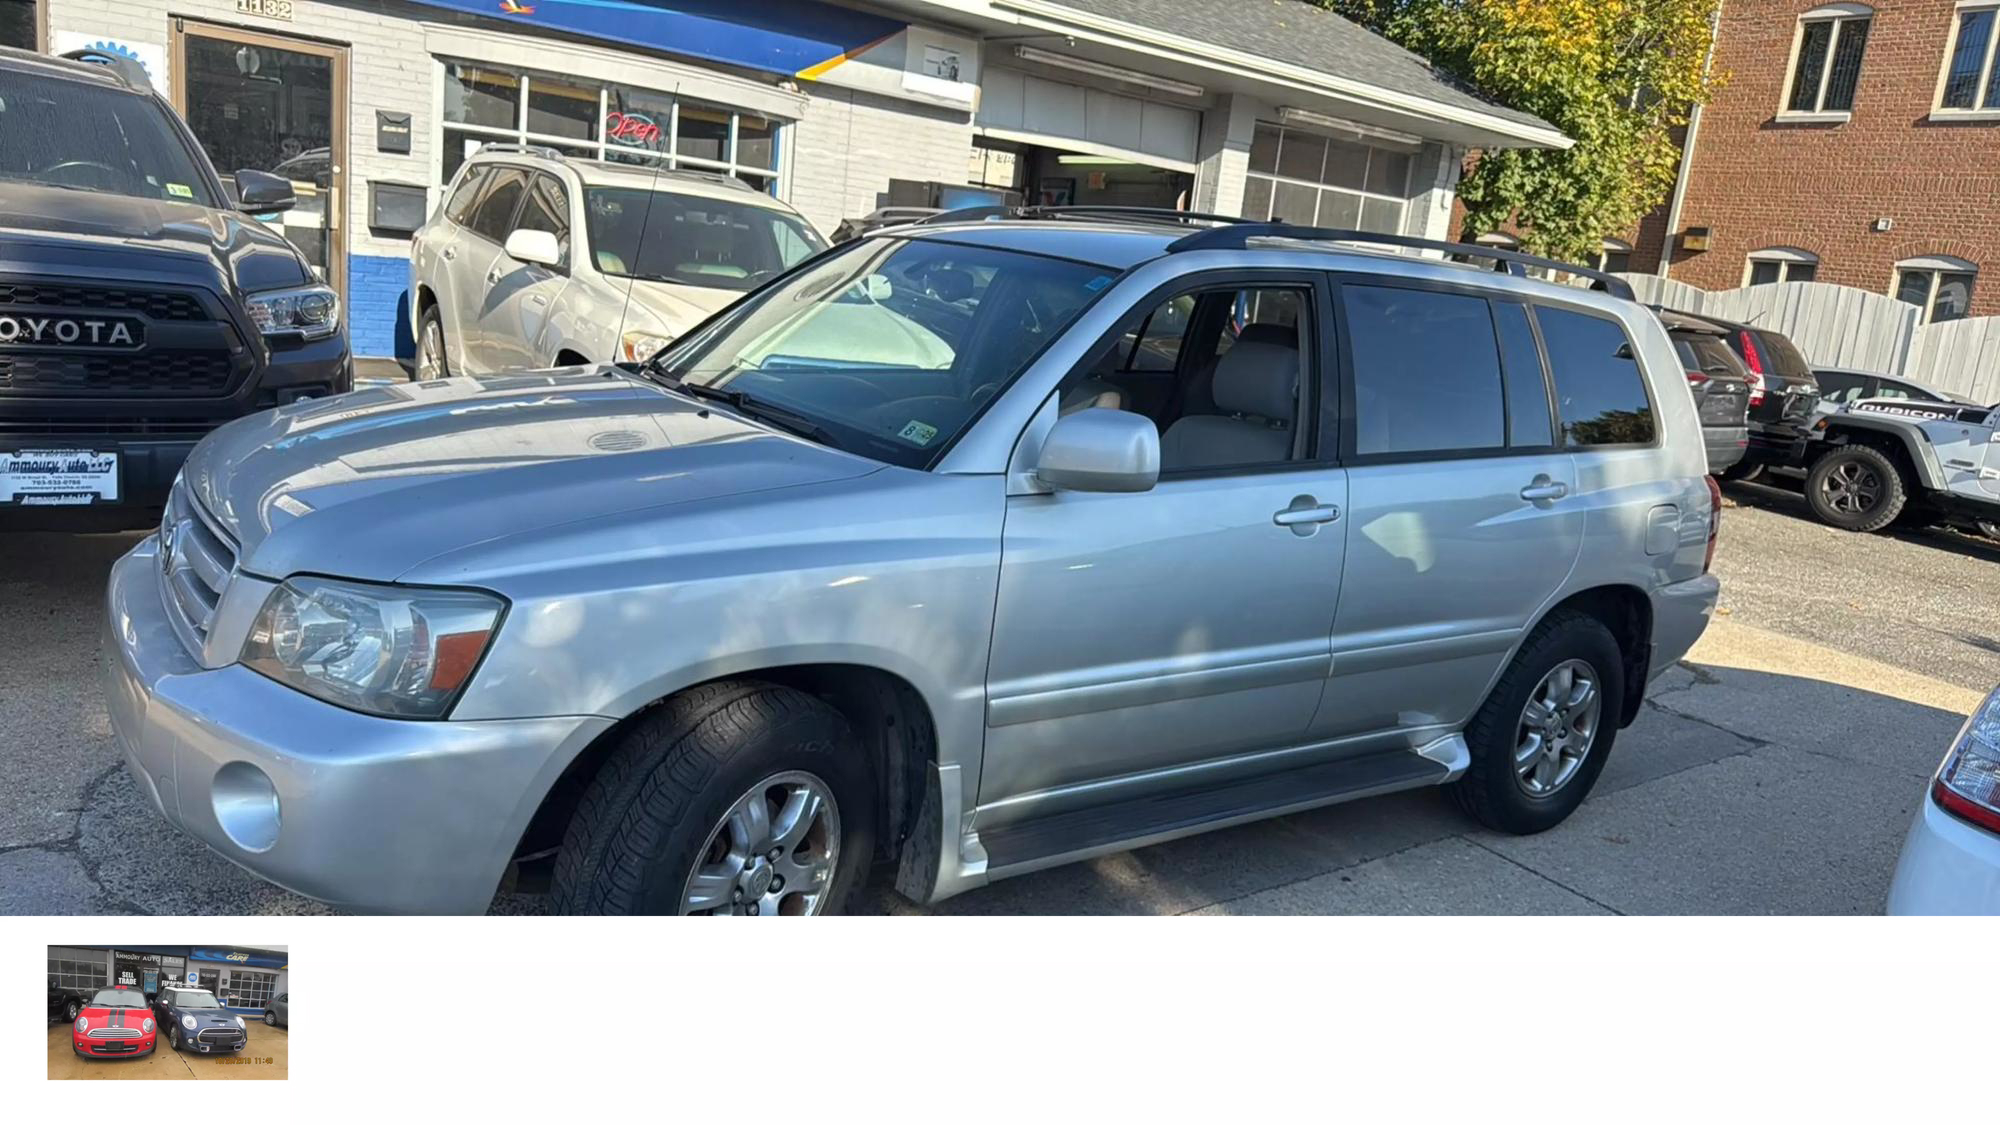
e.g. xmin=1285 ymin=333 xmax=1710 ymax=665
xmin=1012 ymin=45 xmax=1205 ymax=98
xmin=1055 ymin=154 xmax=1143 ymax=166
xmin=1275 ymin=106 xmax=1423 ymax=148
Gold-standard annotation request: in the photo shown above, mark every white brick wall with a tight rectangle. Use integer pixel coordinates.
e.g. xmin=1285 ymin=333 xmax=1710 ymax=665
xmin=789 ymin=84 xmax=974 ymax=233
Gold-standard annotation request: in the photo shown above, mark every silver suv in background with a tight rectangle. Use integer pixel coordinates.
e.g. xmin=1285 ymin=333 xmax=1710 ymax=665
xmin=105 ymin=212 xmax=1719 ymax=915
xmin=408 ymin=145 xmax=825 ymax=377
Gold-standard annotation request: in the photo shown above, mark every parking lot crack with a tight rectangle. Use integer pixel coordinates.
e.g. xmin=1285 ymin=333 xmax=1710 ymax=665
xmin=1463 ymin=837 xmax=1627 ymax=916
xmin=1642 ymin=697 xmax=1773 ymax=749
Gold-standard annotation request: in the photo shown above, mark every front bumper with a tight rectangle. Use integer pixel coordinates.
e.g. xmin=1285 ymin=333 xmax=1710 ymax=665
xmin=74 ymin=1033 xmax=155 ymax=1057
xmin=102 ymin=536 xmax=613 ymax=914
xmin=1742 ymin=423 xmax=1810 ymax=467
xmin=1886 ymin=791 xmax=2000 ymax=914
xmin=0 ymin=435 xmax=196 ymax=529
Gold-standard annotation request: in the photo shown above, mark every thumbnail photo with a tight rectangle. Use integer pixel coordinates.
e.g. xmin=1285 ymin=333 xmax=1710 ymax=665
xmin=47 ymin=946 xmax=287 ymax=1081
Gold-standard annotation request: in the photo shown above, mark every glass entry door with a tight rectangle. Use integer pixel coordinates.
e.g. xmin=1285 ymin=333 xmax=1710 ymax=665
xmin=173 ymin=20 xmax=348 ymax=297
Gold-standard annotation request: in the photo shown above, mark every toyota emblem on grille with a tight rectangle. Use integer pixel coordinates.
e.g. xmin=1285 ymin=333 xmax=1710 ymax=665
xmin=0 ymin=313 xmax=146 ymax=350
xmin=160 ymin=518 xmax=179 ymax=576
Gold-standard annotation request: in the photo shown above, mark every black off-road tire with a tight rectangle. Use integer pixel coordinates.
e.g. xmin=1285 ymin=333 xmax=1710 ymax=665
xmin=1805 ymin=444 xmax=1907 ymax=533
xmin=551 ymin=680 xmax=876 ymax=916
xmin=1450 ymin=611 xmax=1626 ymax=835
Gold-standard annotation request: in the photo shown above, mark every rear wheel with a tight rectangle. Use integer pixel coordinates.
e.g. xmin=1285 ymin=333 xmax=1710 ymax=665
xmin=264 ymin=1010 xmax=276 ymax=1026
xmin=1805 ymin=444 xmax=1906 ymax=532
xmin=1451 ymin=611 xmax=1625 ymax=835
xmin=416 ymin=305 xmax=449 ymax=380
xmin=1718 ymin=459 xmax=1765 ymax=483
xmin=550 ymin=680 xmax=876 ymax=916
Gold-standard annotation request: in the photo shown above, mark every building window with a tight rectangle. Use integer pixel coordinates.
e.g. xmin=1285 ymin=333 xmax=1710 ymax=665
xmin=1597 ymin=239 xmax=1632 ymax=274
xmin=1784 ymin=5 xmax=1872 ymax=115
xmin=1893 ymin=256 xmax=1977 ymax=323
xmin=48 ymin=955 xmax=105 ymax=992
xmin=212 ymin=967 xmax=278 ymax=1009
xmin=1242 ymin=123 xmax=1410 ymax=234
xmin=1939 ymin=5 xmax=2000 ymax=111
xmin=1745 ymin=248 xmax=1819 ymax=285
xmin=439 ymin=60 xmax=782 ymax=193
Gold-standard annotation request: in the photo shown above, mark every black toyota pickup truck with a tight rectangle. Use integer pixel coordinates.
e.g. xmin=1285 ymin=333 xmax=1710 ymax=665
xmin=0 ymin=47 xmax=350 ymax=530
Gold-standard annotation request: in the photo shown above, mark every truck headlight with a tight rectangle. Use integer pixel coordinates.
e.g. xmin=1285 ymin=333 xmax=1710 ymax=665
xmin=247 ymin=283 xmax=341 ymax=341
xmin=241 ymin=576 xmax=506 ymax=719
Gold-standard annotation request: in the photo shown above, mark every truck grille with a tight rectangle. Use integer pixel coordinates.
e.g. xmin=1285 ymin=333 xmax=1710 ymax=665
xmin=0 ymin=352 xmax=238 ymax=395
xmin=0 ymin=282 xmax=206 ymax=321
xmin=0 ymin=277 xmax=248 ymax=398
xmin=161 ymin=479 xmax=240 ymax=649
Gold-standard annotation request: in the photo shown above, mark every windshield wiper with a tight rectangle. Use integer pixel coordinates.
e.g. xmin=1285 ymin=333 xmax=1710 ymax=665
xmin=659 ymin=377 xmax=845 ymax=450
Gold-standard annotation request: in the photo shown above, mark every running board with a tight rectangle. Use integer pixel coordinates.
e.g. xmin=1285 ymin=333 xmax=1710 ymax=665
xmin=980 ymin=746 xmax=1456 ymax=878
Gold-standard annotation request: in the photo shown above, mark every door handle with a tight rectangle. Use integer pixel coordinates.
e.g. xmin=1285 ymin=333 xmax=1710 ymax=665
xmin=1273 ymin=496 xmax=1340 ymax=536
xmin=1520 ymin=479 xmax=1570 ymax=502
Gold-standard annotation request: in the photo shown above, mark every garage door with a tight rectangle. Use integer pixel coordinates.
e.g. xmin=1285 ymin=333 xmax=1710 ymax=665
xmin=977 ymin=66 xmax=1200 ymax=169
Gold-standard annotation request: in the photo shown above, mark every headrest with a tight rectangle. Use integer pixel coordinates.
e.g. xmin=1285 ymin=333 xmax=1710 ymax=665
xmin=1212 ymin=340 xmax=1298 ymax=421
xmin=1235 ymin=322 xmax=1297 ymax=348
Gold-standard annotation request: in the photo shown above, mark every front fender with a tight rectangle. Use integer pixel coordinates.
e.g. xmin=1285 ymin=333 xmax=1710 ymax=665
xmin=1823 ymin=415 xmax=1946 ymax=489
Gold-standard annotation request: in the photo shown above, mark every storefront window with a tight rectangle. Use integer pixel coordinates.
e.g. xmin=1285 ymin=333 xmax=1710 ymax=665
xmin=0 ymin=0 xmax=35 ymax=50
xmin=214 ymin=967 xmax=278 ymax=1009
xmin=48 ymin=954 xmax=106 ymax=992
xmin=1243 ymin=122 xmax=1411 ymax=235
xmin=440 ymin=59 xmax=783 ymax=193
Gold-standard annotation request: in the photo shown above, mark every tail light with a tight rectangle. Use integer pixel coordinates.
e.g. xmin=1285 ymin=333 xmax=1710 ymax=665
xmin=1685 ymin=370 xmax=1709 ymax=386
xmin=1737 ymin=331 xmax=1767 ymax=406
xmin=1933 ymin=686 xmax=2000 ymax=835
xmin=1703 ymin=473 xmax=1721 ymax=572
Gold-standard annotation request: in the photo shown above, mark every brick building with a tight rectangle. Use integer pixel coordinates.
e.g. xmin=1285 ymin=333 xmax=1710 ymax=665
xmin=1 ymin=0 xmax=1562 ymax=362
xmin=1630 ymin=0 xmax=2000 ymax=321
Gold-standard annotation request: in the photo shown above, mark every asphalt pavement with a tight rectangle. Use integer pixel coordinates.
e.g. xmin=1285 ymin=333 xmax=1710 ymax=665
xmin=1 ymin=481 xmax=1992 ymax=916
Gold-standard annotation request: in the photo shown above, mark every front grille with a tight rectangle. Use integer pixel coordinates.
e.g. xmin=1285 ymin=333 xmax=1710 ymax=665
xmin=0 ymin=282 xmax=206 ymax=321
xmin=0 ymin=417 xmax=221 ymax=437
xmin=0 ymin=351 xmax=238 ymax=395
xmin=161 ymin=480 xmax=239 ymax=649
xmin=88 ymin=1027 xmax=142 ymax=1039
xmin=196 ymin=1027 xmax=243 ymax=1043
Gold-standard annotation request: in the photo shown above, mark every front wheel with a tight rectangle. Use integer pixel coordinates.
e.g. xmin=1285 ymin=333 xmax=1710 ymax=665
xmin=168 ymin=1025 xmax=182 ymax=1052
xmin=264 ymin=1011 xmax=276 ymax=1026
xmin=551 ymin=680 xmax=876 ymax=916
xmin=415 ymin=305 xmax=449 ymax=381
xmin=1805 ymin=444 xmax=1906 ymax=532
xmin=65 ymin=1000 xmax=80 ymax=1023
xmin=1451 ymin=611 xmax=1625 ymax=835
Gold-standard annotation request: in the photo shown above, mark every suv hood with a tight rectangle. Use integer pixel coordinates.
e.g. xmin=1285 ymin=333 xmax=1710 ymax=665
xmin=181 ymin=367 xmax=881 ymax=581
xmin=620 ymin=277 xmax=744 ymax=336
xmin=0 ymin=182 xmax=312 ymax=292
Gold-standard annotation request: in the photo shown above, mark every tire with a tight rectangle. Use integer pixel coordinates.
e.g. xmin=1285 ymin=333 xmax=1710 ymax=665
xmin=415 ymin=305 xmax=450 ymax=381
xmin=1805 ymin=444 xmax=1907 ymax=532
xmin=1978 ymin=520 xmax=2000 ymax=543
xmin=1450 ymin=610 xmax=1626 ymax=835
xmin=551 ymin=680 xmax=876 ymax=916
xmin=168 ymin=1025 xmax=181 ymax=1052
xmin=264 ymin=1011 xmax=276 ymax=1025
xmin=65 ymin=1000 xmax=80 ymax=1023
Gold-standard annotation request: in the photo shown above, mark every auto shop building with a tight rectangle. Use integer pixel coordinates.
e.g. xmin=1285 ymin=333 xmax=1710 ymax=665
xmin=6 ymin=0 xmax=1563 ymax=363
xmin=48 ymin=945 xmax=289 ymax=1015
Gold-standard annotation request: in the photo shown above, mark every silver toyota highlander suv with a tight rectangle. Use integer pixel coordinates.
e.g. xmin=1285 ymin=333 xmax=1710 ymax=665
xmin=103 ymin=210 xmax=1720 ymax=915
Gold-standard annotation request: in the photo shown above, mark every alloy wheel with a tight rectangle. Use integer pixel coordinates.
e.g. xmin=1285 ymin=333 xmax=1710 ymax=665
xmin=681 ymin=770 xmax=840 ymax=916
xmin=417 ymin=320 xmax=445 ymax=380
xmin=1514 ymin=659 xmax=1603 ymax=798
xmin=265 ymin=1011 xmax=276 ymax=1025
xmin=1819 ymin=459 xmax=1882 ymax=515
xmin=66 ymin=1001 xmax=79 ymax=1022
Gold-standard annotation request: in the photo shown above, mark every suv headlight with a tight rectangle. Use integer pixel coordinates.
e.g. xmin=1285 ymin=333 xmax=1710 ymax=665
xmin=620 ymin=329 xmax=673 ymax=364
xmin=241 ymin=577 xmax=506 ymax=719
xmin=247 ymin=283 xmax=341 ymax=341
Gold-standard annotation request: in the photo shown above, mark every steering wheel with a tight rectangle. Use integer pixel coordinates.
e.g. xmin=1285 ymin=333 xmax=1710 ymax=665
xmin=799 ymin=372 xmax=894 ymax=408
xmin=37 ymin=161 xmax=122 ymax=190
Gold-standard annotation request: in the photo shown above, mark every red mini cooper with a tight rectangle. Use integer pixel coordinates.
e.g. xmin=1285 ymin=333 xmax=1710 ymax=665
xmin=71 ymin=986 xmax=156 ymax=1059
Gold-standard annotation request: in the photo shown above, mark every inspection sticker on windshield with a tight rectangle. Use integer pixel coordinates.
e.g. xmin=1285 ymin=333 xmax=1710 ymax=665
xmin=165 ymin=183 xmax=193 ymax=198
xmin=897 ymin=420 xmax=940 ymax=446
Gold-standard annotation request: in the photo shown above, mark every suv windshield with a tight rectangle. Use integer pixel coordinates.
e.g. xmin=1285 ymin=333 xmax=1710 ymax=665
xmin=662 ymin=236 xmax=1114 ymax=469
xmin=168 ymin=990 xmax=222 ymax=1008
xmin=585 ymin=186 xmax=824 ymax=291
xmin=0 ymin=70 xmax=219 ymax=207
xmin=89 ymin=990 xmax=147 ymax=1008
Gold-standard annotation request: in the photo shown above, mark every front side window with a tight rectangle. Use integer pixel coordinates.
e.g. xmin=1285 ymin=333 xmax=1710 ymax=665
xmin=0 ymin=72 xmax=219 ymax=206
xmin=661 ymin=238 xmax=1112 ymax=469
xmin=584 ymin=187 xmax=823 ymax=289
xmin=1786 ymin=9 xmax=1872 ymax=114
xmin=1894 ymin=260 xmax=1977 ymax=323
xmin=1940 ymin=6 xmax=2000 ymax=111
xmin=1344 ymin=285 xmax=1508 ymax=456
xmin=1244 ymin=123 xmax=1411 ymax=235
xmin=466 ymin=168 xmax=526 ymax=243
xmin=1538 ymin=307 xmax=1657 ymax=447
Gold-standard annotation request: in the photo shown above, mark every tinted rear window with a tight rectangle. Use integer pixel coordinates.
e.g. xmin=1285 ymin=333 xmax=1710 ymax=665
xmin=1344 ymin=285 xmax=1506 ymax=455
xmin=1537 ymin=307 xmax=1657 ymax=447
xmin=1748 ymin=329 xmax=1813 ymax=380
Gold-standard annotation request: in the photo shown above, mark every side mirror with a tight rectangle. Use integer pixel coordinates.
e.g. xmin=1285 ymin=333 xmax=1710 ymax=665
xmin=1035 ymin=408 xmax=1159 ymax=493
xmin=504 ymin=228 xmax=563 ymax=270
xmin=234 ymin=169 xmax=295 ymax=214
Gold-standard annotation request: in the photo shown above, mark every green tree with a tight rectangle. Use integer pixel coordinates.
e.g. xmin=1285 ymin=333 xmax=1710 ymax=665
xmin=1316 ymin=0 xmax=1724 ymax=263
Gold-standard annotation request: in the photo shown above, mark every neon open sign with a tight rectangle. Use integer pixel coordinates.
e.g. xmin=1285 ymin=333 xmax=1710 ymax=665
xmin=605 ymin=111 xmax=663 ymax=148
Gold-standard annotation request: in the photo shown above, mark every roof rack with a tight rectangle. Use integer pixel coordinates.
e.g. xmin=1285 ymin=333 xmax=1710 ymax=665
xmin=469 ymin=145 xmax=759 ymax=193
xmin=57 ymin=47 xmax=149 ymax=90
xmin=468 ymin=142 xmax=566 ymax=161
xmin=1168 ymin=223 xmax=1636 ymax=301
xmin=910 ymin=203 xmax=1248 ymax=228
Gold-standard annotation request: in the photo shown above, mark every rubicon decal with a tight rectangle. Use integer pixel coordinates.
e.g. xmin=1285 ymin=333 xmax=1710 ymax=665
xmin=0 ymin=314 xmax=145 ymax=348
